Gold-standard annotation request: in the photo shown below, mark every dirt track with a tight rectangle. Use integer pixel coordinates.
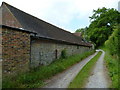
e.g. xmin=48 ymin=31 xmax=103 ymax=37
xmin=43 ymin=52 xmax=98 ymax=88
xmin=0 ymin=61 xmax=2 ymax=89
xmin=85 ymin=50 xmax=111 ymax=88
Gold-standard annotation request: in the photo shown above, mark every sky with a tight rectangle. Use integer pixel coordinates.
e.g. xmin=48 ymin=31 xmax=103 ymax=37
xmin=0 ymin=0 xmax=119 ymax=32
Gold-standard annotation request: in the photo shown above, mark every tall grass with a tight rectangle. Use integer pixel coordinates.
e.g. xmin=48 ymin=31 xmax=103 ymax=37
xmin=3 ymin=50 xmax=95 ymax=88
xmin=68 ymin=51 xmax=102 ymax=88
xmin=102 ymin=24 xmax=119 ymax=88
xmin=102 ymin=46 xmax=119 ymax=88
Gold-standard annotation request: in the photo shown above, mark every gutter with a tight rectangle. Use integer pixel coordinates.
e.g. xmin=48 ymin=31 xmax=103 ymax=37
xmin=0 ymin=25 xmax=37 ymax=34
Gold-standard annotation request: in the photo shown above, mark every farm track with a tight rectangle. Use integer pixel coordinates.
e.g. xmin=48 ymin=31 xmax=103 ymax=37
xmin=43 ymin=51 xmax=98 ymax=88
xmin=0 ymin=61 xmax=2 ymax=89
xmin=85 ymin=50 xmax=111 ymax=88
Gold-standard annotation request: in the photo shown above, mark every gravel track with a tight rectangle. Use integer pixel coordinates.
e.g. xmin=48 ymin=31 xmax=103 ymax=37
xmin=43 ymin=52 xmax=98 ymax=88
xmin=85 ymin=50 xmax=110 ymax=88
xmin=0 ymin=61 xmax=2 ymax=89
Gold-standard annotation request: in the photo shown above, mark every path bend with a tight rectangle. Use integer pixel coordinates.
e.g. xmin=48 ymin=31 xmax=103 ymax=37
xmin=85 ymin=50 xmax=111 ymax=88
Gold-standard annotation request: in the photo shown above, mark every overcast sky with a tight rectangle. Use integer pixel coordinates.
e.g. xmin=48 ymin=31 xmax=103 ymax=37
xmin=0 ymin=0 xmax=119 ymax=32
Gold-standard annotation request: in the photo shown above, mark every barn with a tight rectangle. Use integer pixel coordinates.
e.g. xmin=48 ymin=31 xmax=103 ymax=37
xmin=0 ymin=2 xmax=92 ymax=75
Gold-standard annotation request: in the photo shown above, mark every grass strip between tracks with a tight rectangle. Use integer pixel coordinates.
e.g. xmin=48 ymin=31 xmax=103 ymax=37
xmin=68 ymin=51 xmax=102 ymax=88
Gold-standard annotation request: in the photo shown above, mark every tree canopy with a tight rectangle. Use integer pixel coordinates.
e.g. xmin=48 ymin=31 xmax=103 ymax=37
xmin=86 ymin=7 xmax=120 ymax=47
xmin=105 ymin=24 xmax=120 ymax=57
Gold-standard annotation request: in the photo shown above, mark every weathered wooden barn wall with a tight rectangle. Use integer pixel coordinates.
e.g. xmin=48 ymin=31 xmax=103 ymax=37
xmin=31 ymin=38 xmax=91 ymax=67
xmin=2 ymin=27 xmax=30 ymax=76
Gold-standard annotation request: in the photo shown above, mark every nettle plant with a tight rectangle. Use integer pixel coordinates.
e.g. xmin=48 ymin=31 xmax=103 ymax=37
xmin=61 ymin=49 xmax=67 ymax=59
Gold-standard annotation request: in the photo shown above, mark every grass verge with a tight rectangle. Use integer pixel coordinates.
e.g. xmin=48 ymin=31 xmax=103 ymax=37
xmin=68 ymin=51 xmax=102 ymax=88
xmin=102 ymin=47 xmax=119 ymax=88
xmin=3 ymin=50 xmax=95 ymax=88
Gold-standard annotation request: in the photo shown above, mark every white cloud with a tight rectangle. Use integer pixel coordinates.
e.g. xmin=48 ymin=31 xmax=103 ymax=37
xmin=0 ymin=0 xmax=119 ymax=32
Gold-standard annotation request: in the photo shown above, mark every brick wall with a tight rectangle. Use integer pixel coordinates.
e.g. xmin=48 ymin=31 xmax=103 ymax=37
xmin=2 ymin=3 xmax=22 ymax=28
xmin=31 ymin=38 xmax=91 ymax=67
xmin=2 ymin=28 xmax=30 ymax=76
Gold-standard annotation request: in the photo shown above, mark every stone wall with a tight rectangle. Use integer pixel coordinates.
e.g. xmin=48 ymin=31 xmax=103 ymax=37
xmin=0 ymin=28 xmax=2 ymax=88
xmin=2 ymin=27 xmax=30 ymax=76
xmin=31 ymin=38 xmax=91 ymax=67
xmin=1 ymin=27 xmax=92 ymax=74
xmin=0 ymin=28 xmax=2 ymax=61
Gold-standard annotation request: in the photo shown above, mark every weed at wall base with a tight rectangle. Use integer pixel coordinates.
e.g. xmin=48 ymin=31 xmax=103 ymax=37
xmin=3 ymin=50 xmax=95 ymax=88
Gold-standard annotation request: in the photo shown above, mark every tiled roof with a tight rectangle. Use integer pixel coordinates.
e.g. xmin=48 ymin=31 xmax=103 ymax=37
xmin=2 ymin=2 xmax=92 ymax=47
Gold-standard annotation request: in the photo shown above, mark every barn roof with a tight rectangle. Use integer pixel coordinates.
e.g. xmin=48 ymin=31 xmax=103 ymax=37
xmin=1 ymin=2 xmax=92 ymax=47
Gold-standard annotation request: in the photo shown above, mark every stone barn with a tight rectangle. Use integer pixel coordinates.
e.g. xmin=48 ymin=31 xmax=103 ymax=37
xmin=0 ymin=2 xmax=92 ymax=75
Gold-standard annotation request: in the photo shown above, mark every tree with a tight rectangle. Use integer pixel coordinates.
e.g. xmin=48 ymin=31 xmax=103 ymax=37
xmin=87 ymin=7 xmax=120 ymax=47
xmin=76 ymin=28 xmax=85 ymax=33
xmin=105 ymin=24 xmax=120 ymax=57
xmin=75 ymin=27 xmax=89 ymax=41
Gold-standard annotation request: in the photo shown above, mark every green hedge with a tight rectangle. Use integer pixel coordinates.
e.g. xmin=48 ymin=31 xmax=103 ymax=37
xmin=102 ymin=47 xmax=119 ymax=88
xmin=105 ymin=25 xmax=120 ymax=57
xmin=104 ymin=24 xmax=119 ymax=88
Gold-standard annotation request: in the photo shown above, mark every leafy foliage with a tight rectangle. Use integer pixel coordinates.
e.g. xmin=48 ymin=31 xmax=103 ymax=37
xmin=61 ymin=49 xmax=67 ymax=59
xmin=76 ymin=28 xmax=85 ymax=33
xmin=86 ymin=7 xmax=120 ymax=47
xmin=102 ymin=24 xmax=119 ymax=88
xmin=105 ymin=24 xmax=120 ymax=56
xmin=102 ymin=46 xmax=119 ymax=88
xmin=75 ymin=27 xmax=89 ymax=42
